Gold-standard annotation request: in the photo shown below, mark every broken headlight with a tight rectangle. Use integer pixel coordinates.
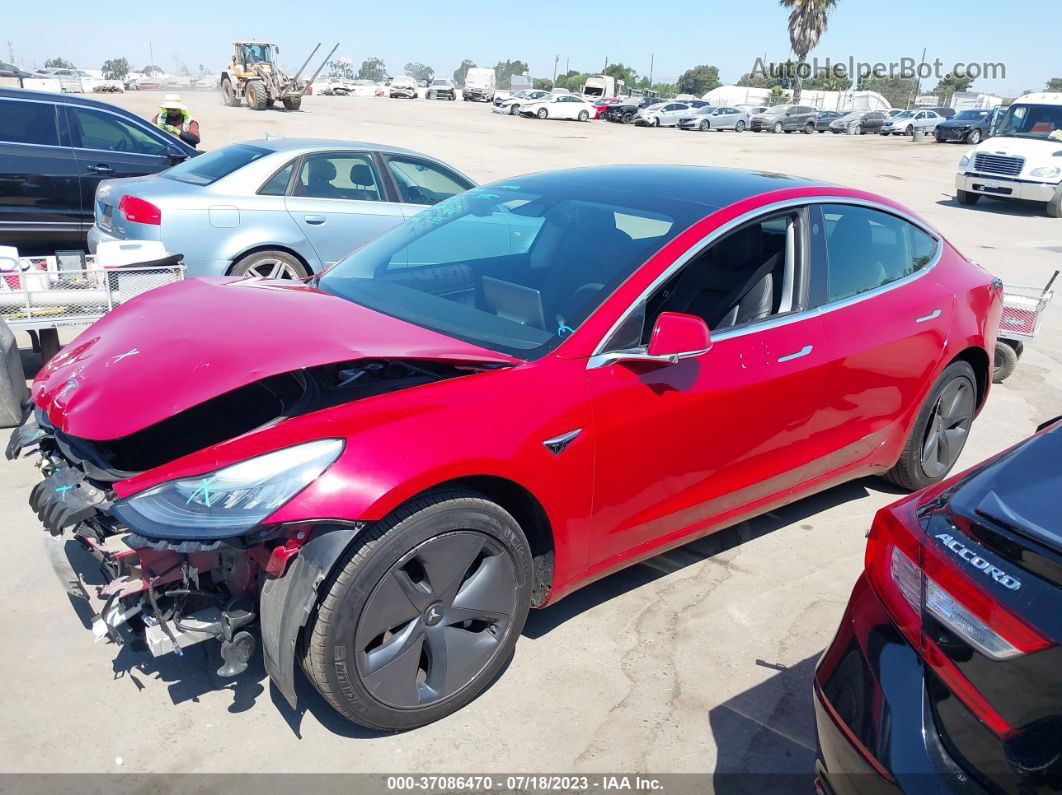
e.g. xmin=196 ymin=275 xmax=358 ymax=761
xmin=111 ymin=439 xmax=344 ymax=540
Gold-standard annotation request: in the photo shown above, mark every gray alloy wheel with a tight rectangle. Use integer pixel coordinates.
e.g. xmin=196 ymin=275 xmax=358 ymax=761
xmin=967 ymin=129 xmax=982 ymax=144
xmin=231 ymin=250 xmax=308 ymax=280
xmin=735 ymin=120 xmax=745 ymax=132
xmin=303 ymin=490 xmax=533 ymax=730
xmin=919 ymin=377 xmax=976 ymax=479
xmin=699 ymin=119 xmax=710 ymax=132
xmin=578 ymin=109 xmax=589 ymax=121
xmin=854 ymin=123 xmax=862 ymax=135
xmin=509 ymin=104 xmax=518 ymax=114
xmin=354 ymin=530 xmax=519 ymax=710
xmin=773 ymin=121 xmax=784 ymax=134
xmin=885 ymin=361 xmax=977 ymax=491
xmin=537 ymin=107 xmax=548 ymax=119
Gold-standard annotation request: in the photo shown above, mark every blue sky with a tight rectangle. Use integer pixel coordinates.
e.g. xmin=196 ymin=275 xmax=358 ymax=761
xmin=5 ymin=0 xmax=1057 ymax=96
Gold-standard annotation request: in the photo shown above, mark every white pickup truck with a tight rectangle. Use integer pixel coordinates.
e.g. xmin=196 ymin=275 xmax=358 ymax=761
xmin=955 ymin=92 xmax=1062 ymax=217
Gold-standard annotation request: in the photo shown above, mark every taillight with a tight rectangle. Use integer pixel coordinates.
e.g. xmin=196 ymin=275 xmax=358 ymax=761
xmin=119 ymin=195 xmax=161 ymax=225
xmin=865 ymin=502 xmax=1052 ymax=738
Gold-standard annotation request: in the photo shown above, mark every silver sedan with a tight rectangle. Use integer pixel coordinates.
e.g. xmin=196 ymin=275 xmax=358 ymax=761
xmin=88 ymin=139 xmax=476 ymax=278
xmin=676 ymin=106 xmax=750 ymax=132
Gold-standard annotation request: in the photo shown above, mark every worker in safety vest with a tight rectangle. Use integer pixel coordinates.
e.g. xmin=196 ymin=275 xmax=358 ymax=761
xmin=152 ymin=94 xmax=201 ymax=148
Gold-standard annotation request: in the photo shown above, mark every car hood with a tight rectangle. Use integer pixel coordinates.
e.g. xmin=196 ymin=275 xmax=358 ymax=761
xmin=938 ymin=118 xmax=980 ymax=128
xmin=971 ymin=136 xmax=1062 ymax=160
xmin=32 ymin=277 xmax=519 ymax=441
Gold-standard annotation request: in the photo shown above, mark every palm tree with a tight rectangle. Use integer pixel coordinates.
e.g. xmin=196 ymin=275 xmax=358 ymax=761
xmin=779 ymin=0 xmax=837 ymax=103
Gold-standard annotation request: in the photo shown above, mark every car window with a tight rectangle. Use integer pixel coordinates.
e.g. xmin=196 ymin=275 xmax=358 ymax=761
xmin=822 ymin=204 xmax=939 ymax=302
xmin=0 ymin=99 xmax=59 ymax=146
xmin=386 ymin=157 xmax=470 ymax=205
xmin=294 ymin=153 xmax=381 ymax=201
xmin=258 ymin=159 xmax=295 ymax=196
xmin=165 ymin=143 xmax=270 ymax=185
xmin=70 ymin=107 xmax=168 ymax=155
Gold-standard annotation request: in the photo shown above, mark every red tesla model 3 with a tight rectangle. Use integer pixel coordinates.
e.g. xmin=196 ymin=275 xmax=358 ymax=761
xmin=10 ymin=166 xmax=1002 ymax=730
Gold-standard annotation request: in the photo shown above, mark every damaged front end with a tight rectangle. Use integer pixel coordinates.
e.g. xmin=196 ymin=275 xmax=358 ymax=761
xmin=8 ymin=356 xmax=481 ymax=696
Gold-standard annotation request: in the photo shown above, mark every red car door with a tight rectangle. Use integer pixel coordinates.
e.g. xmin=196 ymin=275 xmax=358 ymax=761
xmin=812 ymin=203 xmax=953 ymax=473
xmin=583 ymin=209 xmax=833 ymax=572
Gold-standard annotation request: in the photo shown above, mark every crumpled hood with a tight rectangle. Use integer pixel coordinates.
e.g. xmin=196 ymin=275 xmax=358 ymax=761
xmin=33 ymin=277 xmax=518 ymax=441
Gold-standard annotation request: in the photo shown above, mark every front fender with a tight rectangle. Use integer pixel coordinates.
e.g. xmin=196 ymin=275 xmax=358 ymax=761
xmin=259 ymin=523 xmax=364 ymax=707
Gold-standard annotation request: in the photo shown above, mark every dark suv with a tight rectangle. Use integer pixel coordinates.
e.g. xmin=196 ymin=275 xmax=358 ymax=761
xmin=749 ymin=104 xmax=818 ymax=133
xmin=0 ymin=87 xmax=197 ymax=254
xmin=604 ymin=95 xmax=664 ymax=124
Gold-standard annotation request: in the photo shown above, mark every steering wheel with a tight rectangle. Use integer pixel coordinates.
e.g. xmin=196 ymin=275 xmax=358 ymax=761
xmin=112 ymin=138 xmax=129 ymax=153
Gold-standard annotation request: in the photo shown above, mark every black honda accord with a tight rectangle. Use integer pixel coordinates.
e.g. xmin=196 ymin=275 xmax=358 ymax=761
xmin=815 ymin=417 xmax=1061 ymax=794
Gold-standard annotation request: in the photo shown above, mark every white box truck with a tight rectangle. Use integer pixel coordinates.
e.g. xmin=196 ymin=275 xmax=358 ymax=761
xmin=463 ymin=67 xmax=496 ymax=102
xmin=581 ymin=75 xmax=616 ymax=100
xmin=955 ymin=93 xmax=1062 ymax=217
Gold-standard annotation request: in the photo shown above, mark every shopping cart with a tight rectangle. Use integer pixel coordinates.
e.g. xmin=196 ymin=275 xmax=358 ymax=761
xmin=994 ymin=269 xmax=1058 ymax=382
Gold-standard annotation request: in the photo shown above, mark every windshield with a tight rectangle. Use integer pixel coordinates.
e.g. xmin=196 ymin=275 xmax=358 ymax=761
xmin=432 ymin=80 xmax=448 ymax=86
xmin=892 ymin=111 xmax=914 ymax=120
xmin=240 ymin=44 xmax=273 ymax=64
xmin=763 ymin=106 xmax=787 ymax=115
xmin=995 ymin=104 xmax=1062 ymax=141
xmin=954 ymin=110 xmax=989 ymax=121
xmin=317 ymin=183 xmax=705 ymax=359
xmin=163 ymin=143 xmax=270 ymax=185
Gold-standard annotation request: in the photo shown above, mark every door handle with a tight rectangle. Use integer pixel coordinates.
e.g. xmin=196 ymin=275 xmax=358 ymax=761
xmin=303 ymin=215 xmax=326 ymax=225
xmin=916 ymin=309 xmax=941 ymax=323
xmin=86 ymin=164 xmax=113 ymax=174
xmin=777 ymin=344 xmax=813 ymax=363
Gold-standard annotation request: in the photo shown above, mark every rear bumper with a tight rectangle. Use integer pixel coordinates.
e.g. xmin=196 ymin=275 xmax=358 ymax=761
xmin=814 ymin=574 xmax=987 ymax=795
xmin=955 ymin=173 xmax=1059 ymax=202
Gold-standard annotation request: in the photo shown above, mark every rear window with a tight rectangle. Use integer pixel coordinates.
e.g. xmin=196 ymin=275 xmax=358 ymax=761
xmin=0 ymin=99 xmax=58 ymax=146
xmin=163 ymin=143 xmax=270 ymax=185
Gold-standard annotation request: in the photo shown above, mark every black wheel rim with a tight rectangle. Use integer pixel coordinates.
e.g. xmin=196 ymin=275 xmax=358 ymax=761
xmin=355 ymin=531 xmax=517 ymax=710
xmin=920 ymin=378 xmax=975 ymax=479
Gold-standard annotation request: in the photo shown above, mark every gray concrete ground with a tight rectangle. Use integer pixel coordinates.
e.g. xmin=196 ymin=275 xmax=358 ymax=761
xmin=1 ymin=91 xmax=1060 ymax=775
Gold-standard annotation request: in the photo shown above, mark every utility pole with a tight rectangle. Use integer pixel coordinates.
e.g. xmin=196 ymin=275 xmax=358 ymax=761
xmin=552 ymin=55 xmax=559 ymax=85
xmin=649 ymin=53 xmax=654 ymax=88
xmin=7 ymin=40 xmax=14 ymax=64
xmin=149 ymin=41 xmax=155 ymax=71
xmin=911 ymin=46 xmax=926 ymax=109
xmin=565 ymin=57 xmax=569 ymax=75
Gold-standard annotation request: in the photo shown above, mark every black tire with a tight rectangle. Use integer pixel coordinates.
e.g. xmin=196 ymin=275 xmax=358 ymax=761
xmin=38 ymin=328 xmax=61 ymax=363
xmin=245 ymin=80 xmax=268 ymax=111
xmin=699 ymin=119 xmax=710 ymax=132
xmin=956 ymin=189 xmax=980 ymax=206
xmin=883 ymin=361 xmax=978 ymax=491
xmin=536 ymin=107 xmax=548 ymax=119
xmin=509 ymin=104 xmax=518 ymax=114
xmin=905 ymin=124 xmax=914 ymax=136
xmin=303 ymin=490 xmax=533 ymax=731
xmin=1047 ymin=185 xmax=1062 ymax=218
xmin=622 ymin=112 xmax=633 ymax=124
xmin=854 ymin=124 xmax=863 ymax=135
xmin=230 ymin=250 xmax=308 ymax=280
xmin=735 ymin=120 xmax=745 ymax=132
xmin=803 ymin=121 xmax=815 ymax=134
xmin=773 ymin=121 xmax=784 ymax=134
xmin=220 ymin=77 xmax=241 ymax=107
xmin=578 ymin=109 xmax=589 ymax=122
xmin=993 ymin=342 xmax=1019 ymax=383
xmin=966 ymin=129 xmax=982 ymax=145
xmin=282 ymin=95 xmax=302 ymax=111
xmin=265 ymin=98 xmax=275 ymax=108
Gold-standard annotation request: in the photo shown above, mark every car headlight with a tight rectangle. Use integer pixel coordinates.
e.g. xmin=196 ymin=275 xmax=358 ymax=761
xmin=112 ymin=439 xmax=344 ymax=539
xmin=959 ymin=154 xmax=971 ymax=168
xmin=1030 ymin=166 xmax=1061 ymax=179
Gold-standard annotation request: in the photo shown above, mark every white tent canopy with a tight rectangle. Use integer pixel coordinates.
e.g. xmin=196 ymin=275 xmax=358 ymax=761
xmin=702 ymin=85 xmax=892 ymax=111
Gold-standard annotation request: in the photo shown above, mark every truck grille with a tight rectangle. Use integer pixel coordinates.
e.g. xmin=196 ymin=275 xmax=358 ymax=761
xmin=973 ymin=153 xmax=1024 ymax=177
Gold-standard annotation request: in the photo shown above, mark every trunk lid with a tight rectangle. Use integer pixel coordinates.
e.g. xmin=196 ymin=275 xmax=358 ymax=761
xmin=94 ymin=175 xmax=198 ymax=241
xmin=32 ymin=276 xmax=518 ymax=441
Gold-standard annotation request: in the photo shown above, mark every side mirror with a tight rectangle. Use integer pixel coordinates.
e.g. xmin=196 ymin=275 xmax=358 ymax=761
xmin=647 ymin=312 xmax=712 ymax=362
xmin=166 ymin=144 xmax=189 ymax=164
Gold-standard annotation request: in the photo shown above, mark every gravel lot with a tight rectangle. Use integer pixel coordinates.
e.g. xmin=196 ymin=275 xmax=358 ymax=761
xmin=2 ymin=90 xmax=1060 ymax=777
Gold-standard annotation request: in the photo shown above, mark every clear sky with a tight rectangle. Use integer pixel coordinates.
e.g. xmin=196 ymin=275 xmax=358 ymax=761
xmin=4 ymin=0 xmax=1057 ymax=96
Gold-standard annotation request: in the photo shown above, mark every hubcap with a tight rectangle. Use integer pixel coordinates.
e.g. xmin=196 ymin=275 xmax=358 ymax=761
xmin=247 ymin=258 xmax=301 ymax=279
xmin=920 ymin=378 xmax=975 ymax=479
xmin=355 ymin=531 xmax=517 ymax=709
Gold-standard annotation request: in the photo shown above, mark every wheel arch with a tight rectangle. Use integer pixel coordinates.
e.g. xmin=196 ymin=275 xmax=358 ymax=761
xmin=947 ymin=345 xmax=991 ymax=410
xmin=226 ymin=244 xmax=315 ymax=276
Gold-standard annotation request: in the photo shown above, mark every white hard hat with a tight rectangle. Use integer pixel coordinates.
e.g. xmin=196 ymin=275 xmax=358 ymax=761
xmin=160 ymin=93 xmax=187 ymax=111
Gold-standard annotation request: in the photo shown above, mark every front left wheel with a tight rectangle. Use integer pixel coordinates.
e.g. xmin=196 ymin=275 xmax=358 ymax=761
xmin=303 ymin=491 xmax=533 ymax=731
xmin=884 ymin=360 xmax=977 ymax=491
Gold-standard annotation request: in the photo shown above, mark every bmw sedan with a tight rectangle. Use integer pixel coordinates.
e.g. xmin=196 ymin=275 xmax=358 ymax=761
xmin=11 ymin=166 xmax=1000 ymax=731
xmin=87 ymin=139 xmax=476 ymax=278
xmin=816 ymin=417 xmax=1061 ymax=794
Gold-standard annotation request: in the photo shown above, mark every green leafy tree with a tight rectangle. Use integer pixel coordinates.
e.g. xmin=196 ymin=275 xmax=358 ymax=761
xmin=44 ymin=57 xmax=75 ymax=69
xmin=141 ymin=64 xmax=164 ymax=75
xmin=651 ymin=82 xmax=677 ymax=97
xmin=532 ymin=77 xmax=553 ymax=90
xmin=494 ymin=59 xmax=529 ymax=88
xmin=736 ymin=71 xmax=779 ymax=89
xmin=405 ymin=62 xmax=434 ymax=82
xmin=933 ymin=71 xmax=974 ymax=104
xmin=328 ymin=60 xmax=356 ymax=81
xmin=778 ymin=0 xmax=837 ymax=103
xmin=766 ymin=85 xmax=786 ymax=105
xmin=603 ymin=62 xmax=637 ymax=88
xmin=1046 ymin=77 xmax=1062 ymax=92
xmin=357 ymin=57 xmax=387 ymax=82
xmin=803 ymin=72 xmax=851 ymax=91
xmin=453 ymin=59 xmax=476 ymax=86
xmin=101 ymin=57 xmax=130 ymax=80
xmin=676 ymin=64 xmax=721 ymax=96
xmin=858 ymin=75 xmax=917 ymax=109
